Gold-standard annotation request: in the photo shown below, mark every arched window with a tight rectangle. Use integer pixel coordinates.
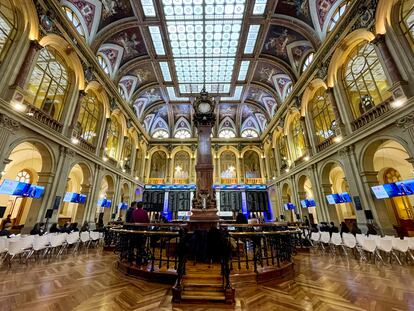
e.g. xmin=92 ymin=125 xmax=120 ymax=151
xmin=106 ymin=117 xmax=120 ymax=159
xmin=121 ymin=135 xmax=132 ymax=170
xmin=243 ymin=151 xmax=261 ymax=179
xmin=0 ymin=0 xmax=17 ymax=63
xmin=97 ymin=54 xmax=110 ymax=75
xmin=77 ymin=91 xmax=101 ymax=145
xmin=218 ymin=129 xmax=236 ymax=138
xmin=241 ymin=129 xmax=259 ymax=138
xmin=289 ymin=116 xmax=306 ymax=161
xmin=310 ymin=88 xmax=336 ymax=144
xmin=118 ymin=85 xmax=127 ymax=100
xmin=174 ymin=129 xmax=191 ymax=139
xmin=220 ymin=151 xmax=237 ymax=179
xmin=343 ymin=42 xmax=391 ymax=118
xmin=153 ymin=129 xmax=169 ymax=139
xmin=63 ymin=6 xmax=86 ymax=39
xmin=301 ymin=53 xmax=314 ymax=72
xmin=26 ymin=47 xmax=69 ymax=120
xmin=327 ymin=1 xmax=349 ymax=33
xmin=149 ymin=151 xmax=167 ymax=179
xmin=400 ymin=0 xmax=414 ymax=48
xmin=174 ymin=151 xmax=190 ymax=180
xmin=279 ymin=135 xmax=288 ymax=168
xmin=267 ymin=148 xmax=276 ymax=178
xmin=16 ymin=170 xmax=31 ymax=183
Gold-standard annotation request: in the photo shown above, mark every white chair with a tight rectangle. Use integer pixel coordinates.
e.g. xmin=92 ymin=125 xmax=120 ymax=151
xmin=80 ymin=232 xmax=91 ymax=250
xmin=375 ymin=237 xmax=394 ymax=264
xmin=49 ymin=233 xmax=66 ymax=257
xmin=330 ymin=232 xmax=343 ymax=255
xmin=342 ymin=233 xmax=357 ymax=257
xmin=310 ymin=232 xmax=320 ymax=249
xmin=0 ymin=237 xmax=9 ymax=264
xmin=361 ymin=237 xmax=380 ymax=262
xmin=404 ymin=237 xmax=414 ymax=262
xmin=27 ymin=235 xmax=50 ymax=260
xmin=355 ymin=234 xmax=365 ymax=246
xmin=320 ymin=231 xmax=331 ymax=252
xmin=392 ymin=238 xmax=409 ymax=265
xmin=89 ymin=231 xmax=100 ymax=247
xmin=5 ymin=239 xmax=26 ymax=266
xmin=66 ymin=232 xmax=80 ymax=254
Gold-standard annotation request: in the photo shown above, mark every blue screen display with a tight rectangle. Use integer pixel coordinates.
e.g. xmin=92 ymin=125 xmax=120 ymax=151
xmin=326 ymin=193 xmax=352 ymax=204
xmin=13 ymin=182 xmax=31 ymax=196
xmin=371 ymin=179 xmax=414 ymax=199
xmin=78 ymin=194 xmax=87 ymax=204
xmin=284 ymin=203 xmax=296 ymax=210
xmin=300 ymin=199 xmax=316 ymax=208
xmin=24 ymin=185 xmax=45 ymax=199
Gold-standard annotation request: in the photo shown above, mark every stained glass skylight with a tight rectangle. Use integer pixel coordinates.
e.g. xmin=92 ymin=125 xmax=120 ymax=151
xmin=160 ymin=62 xmax=172 ymax=81
xmin=149 ymin=26 xmax=166 ymax=55
xmin=252 ymin=0 xmax=267 ymax=15
xmin=220 ymin=85 xmax=243 ymax=101
xmin=244 ymin=25 xmax=260 ymax=54
xmin=237 ymin=61 xmax=250 ymax=81
xmin=161 ymin=0 xmax=246 ymax=94
xmin=141 ymin=0 xmax=156 ymax=17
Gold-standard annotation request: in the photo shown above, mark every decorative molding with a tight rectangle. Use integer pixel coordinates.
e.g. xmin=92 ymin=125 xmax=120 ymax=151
xmin=396 ymin=112 xmax=414 ymax=130
xmin=0 ymin=113 xmax=20 ymax=132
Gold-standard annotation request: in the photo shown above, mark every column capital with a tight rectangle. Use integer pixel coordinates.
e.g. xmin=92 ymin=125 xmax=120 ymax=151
xmin=0 ymin=113 xmax=20 ymax=132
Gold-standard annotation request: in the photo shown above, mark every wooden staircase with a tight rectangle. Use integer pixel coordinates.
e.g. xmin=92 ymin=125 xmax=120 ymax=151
xmin=172 ymin=263 xmax=235 ymax=304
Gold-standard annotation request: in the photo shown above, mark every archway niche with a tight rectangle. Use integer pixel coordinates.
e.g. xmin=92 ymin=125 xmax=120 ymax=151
xmin=220 ymin=151 xmax=237 ymax=183
xmin=149 ymin=151 xmax=167 ymax=182
xmin=281 ymin=183 xmax=296 ymax=222
xmin=0 ymin=141 xmax=53 ymax=230
xmin=297 ymin=175 xmax=318 ymax=224
xmin=243 ymin=150 xmax=261 ymax=182
xmin=119 ymin=183 xmax=130 ymax=219
xmin=96 ymin=175 xmax=115 ymax=224
xmin=173 ymin=151 xmax=190 ymax=184
xmin=364 ymin=139 xmax=414 ymax=236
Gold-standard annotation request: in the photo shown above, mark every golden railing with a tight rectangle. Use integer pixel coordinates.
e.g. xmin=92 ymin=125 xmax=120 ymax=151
xmin=147 ymin=178 xmax=165 ymax=184
xmin=173 ymin=178 xmax=189 ymax=184
xmin=244 ymin=178 xmax=263 ymax=184
xmin=221 ymin=178 xmax=238 ymax=184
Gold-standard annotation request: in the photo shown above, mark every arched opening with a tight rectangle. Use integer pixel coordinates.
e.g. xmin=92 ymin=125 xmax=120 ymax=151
xmin=297 ymin=175 xmax=318 ymax=224
xmin=242 ymin=150 xmax=261 ymax=183
xmin=343 ymin=42 xmax=392 ymax=119
xmin=266 ymin=148 xmax=276 ymax=180
xmin=25 ymin=47 xmax=70 ymax=121
xmin=149 ymin=151 xmax=167 ymax=183
xmin=134 ymin=148 xmax=144 ymax=180
xmin=278 ymin=135 xmax=289 ymax=172
xmin=173 ymin=151 xmax=190 ymax=184
xmin=0 ymin=0 xmax=17 ymax=64
xmin=76 ymin=90 xmax=102 ymax=146
xmin=60 ymin=163 xmax=90 ymax=225
xmin=0 ymin=141 xmax=52 ymax=229
xmin=96 ymin=175 xmax=114 ymax=224
xmin=220 ymin=151 xmax=237 ymax=184
xmin=119 ymin=183 xmax=130 ymax=219
xmin=369 ymin=140 xmax=414 ymax=235
xmin=121 ymin=134 xmax=133 ymax=172
xmin=328 ymin=165 xmax=355 ymax=224
xmin=281 ymin=183 xmax=296 ymax=222
xmin=287 ymin=115 xmax=306 ymax=162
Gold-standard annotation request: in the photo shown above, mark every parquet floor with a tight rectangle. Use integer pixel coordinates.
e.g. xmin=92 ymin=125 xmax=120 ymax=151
xmin=0 ymin=249 xmax=413 ymax=311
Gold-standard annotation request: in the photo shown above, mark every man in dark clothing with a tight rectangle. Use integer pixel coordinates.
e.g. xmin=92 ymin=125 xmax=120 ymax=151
xmin=125 ymin=201 xmax=137 ymax=223
xmin=132 ymin=202 xmax=149 ymax=223
xmin=329 ymin=221 xmax=339 ymax=237
xmin=236 ymin=212 xmax=248 ymax=224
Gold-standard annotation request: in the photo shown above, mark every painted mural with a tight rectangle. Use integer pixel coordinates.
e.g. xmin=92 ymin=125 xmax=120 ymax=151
xmin=107 ymin=27 xmax=147 ymax=65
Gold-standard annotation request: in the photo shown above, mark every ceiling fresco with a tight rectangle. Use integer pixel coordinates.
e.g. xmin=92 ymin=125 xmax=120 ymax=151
xmin=60 ymin=0 xmax=349 ymax=139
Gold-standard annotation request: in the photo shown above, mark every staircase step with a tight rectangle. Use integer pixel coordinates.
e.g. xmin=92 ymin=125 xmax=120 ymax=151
xmin=181 ymin=290 xmax=226 ymax=301
xmin=184 ymin=284 xmax=224 ymax=292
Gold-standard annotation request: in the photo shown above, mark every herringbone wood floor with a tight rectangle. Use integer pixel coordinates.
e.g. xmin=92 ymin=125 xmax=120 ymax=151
xmin=0 ymin=249 xmax=413 ymax=311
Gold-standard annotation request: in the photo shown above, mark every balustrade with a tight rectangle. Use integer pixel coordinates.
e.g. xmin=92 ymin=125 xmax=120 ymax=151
xmin=351 ymin=100 xmax=391 ymax=131
xmin=24 ymin=103 xmax=63 ymax=133
xmin=147 ymin=178 xmax=166 ymax=184
xmin=316 ymin=136 xmax=334 ymax=152
xmin=221 ymin=178 xmax=238 ymax=184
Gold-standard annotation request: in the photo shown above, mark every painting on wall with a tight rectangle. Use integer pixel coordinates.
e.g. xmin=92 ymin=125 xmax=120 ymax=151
xmin=99 ymin=0 xmax=134 ymax=30
xmin=274 ymin=0 xmax=312 ymax=26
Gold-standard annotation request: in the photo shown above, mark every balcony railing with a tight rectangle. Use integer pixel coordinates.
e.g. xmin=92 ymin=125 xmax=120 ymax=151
xmin=351 ymin=99 xmax=391 ymax=131
xmin=25 ymin=103 xmax=63 ymax=133
xmin=78 ymin=137 xmax=96 ymax=153
xmin=147 ymin=178 xmax=165 ymax=184
xmin=173 ymin=178 xmax=189 ymax=184
xmin=316 ymin=136 xmax=334 ymax=152
xmin=221 ymin=178 xmax=238 ymax=184
xmin=244 ymin=178 xmax=263 ymax=184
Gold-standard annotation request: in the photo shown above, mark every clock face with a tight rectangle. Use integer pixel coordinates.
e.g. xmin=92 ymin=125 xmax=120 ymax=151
xmin=198 ymin=102 xmax=211 ymax=113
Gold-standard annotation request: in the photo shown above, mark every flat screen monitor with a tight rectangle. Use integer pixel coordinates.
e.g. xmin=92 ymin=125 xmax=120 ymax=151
xmin=24 ymin=185 xmax=45 ymax=199
xmin=326 ymin=193 xmax=352 ymax=204
xmin=13 ymin=182 xmax=32 ymax=196
xmin=0 ymin=180 xmax=33 ymax=196
xmin=104 ymin=200 xmax=112 ymax=208
xmin=78 ymin=194 xmax=87 ymax=204
xmin=300 ymin=199 xmax=316 ymax=208
xmin=118 ymin=202 xmax=128 ymax=210
xmin=326 ymin=194 xmax=336 ymax=205
xmin=284 ymin=203 xmax=295 ymax=210
xmin=371 ymin=185 xmax=390 ymax=199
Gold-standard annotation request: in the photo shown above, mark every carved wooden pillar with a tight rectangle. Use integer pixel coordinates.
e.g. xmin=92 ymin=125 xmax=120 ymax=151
xmin=372 ymin=34 xmax=410 ymax=99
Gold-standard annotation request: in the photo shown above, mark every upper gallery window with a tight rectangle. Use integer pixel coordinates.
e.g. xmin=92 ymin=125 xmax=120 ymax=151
xmin=310 ymin=88 xmax=336 ymax=145
xmin=0 ymin=0 xmax=16 ymax=63
xmin=400 ymin=0 xmax=414 ymax=48
xmin=302 ymin=53 xmax=314 ymax=73
xmin=106 ymin=117 xmax=121 ymax=159
xmin=77 ymin=91 xmax=101 ymax=145
xmin=174 ymin=129 xmax=191 ymax=139
xmin=63 ymin=6 xmax=86 ymax=39
xmin=16 ymin=170 xmax=31 ymax=184
xmin=289 ymin=116 xmax=306 ymax=161
xmin=152 ymin=129 xmax=169 ymax=139
xmin=26 ymin=47 xmax=69 ymax=121
xmin=97 ymin=54 xmax=110 ymax=75
xmin=241 ymin=129 xmax=259 ymax=138
xmin=343 ymin=42 xmax=391 ymax=118
xmin=218 ymin=129 xmax=236 ymax=139
xmin=327 ymin=1 xmax=349 ymax=33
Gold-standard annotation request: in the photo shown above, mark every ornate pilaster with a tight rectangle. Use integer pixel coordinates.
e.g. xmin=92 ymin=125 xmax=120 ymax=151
xmin=0 ymin=113 xmax=20 ymax=173
xmin=372 ymin=34 xmax=410 ymax=99
xmin=69 ymin=90 xmax=86 ymax=136
xmin=326 ymin=87 xmax=345 ymax=134
xmin=396 ymin=112 xmax=414 ymax=153
xmin=100 ymin=118 xmax=111 ymax=157
xmin=300 ymin=116 xmax=312 ymax=155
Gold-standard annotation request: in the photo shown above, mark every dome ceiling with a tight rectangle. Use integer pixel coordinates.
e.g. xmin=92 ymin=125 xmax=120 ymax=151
xmin=61 ymin=0 xmax=347 ymax=139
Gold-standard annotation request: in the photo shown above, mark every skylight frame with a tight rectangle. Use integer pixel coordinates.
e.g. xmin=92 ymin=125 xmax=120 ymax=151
xmin=237 ymin=61 xmax=250 ymax=81
xmin=160 ymin=62 xmax=172 ymax=82
xmin=160 ymin=0 xmax=247 ymax=94
xmin=148 ymin=26 xmax=166 ymax=55
xmin=252 ymin=0 xmax=267 ymax=15
xmin=244 ymin=25 xmax=260 ymax=54
xmin=141 ymin=0 xmax=157 ymax=17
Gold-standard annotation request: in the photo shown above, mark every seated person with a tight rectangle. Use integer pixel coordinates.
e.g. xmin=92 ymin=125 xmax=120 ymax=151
xmin=236 ymin=212 xmax=248 ymax=224
xmin=30 ymin=222 xmax=45 ymax=235
xmin=49 ymin=223 xmax=60 ymax=233
xmin=0 ymin=222 xmax=12 ymax=237
xmin=132 ymin=202 xmax=149 ymax=223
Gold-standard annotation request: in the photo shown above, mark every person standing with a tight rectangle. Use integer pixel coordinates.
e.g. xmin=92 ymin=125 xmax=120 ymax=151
xmin=132 ymin=202 xmax=149 ymax=223
xmin=125 ymin=201 xmax=137 ymax=223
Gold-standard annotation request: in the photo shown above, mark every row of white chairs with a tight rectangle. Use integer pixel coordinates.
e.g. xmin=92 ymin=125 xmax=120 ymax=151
xmin=0 ymin=231 xmax=103 ymax=267
xmin=310 ymin=231 xmax=414 ymax=264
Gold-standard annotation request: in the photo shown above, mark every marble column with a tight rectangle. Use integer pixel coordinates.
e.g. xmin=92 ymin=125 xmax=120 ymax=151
xmin=307 ymin=164 xmax=328 ymax=222
xmin=166 ymin=155 xmax=172 ymax=183
xmin=73 ymin=183 xmax=92 ymax=225
xmin=68 ymin=90 xmax=86 ymax=137
xmin=372 ymin=34 xmax=410 ymax=99
xmin=321 ymin=183 xmax=339 ymax=224
xmin=259 ymin=155 xmax=267 ymax=183
xmin=86 ymin=164 xmax=102 ymax=222
xmin=326 ymin=87 xmax=345 ymax=132
xmin=8 ymin=40 xmax=42 ymax=104
xmin=99 ymin=118 xmax=111 ymax=157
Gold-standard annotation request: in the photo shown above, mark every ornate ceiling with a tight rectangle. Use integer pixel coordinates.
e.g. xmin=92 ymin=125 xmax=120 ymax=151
xmin=61 ymin=0 xmax=348 ymax=139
